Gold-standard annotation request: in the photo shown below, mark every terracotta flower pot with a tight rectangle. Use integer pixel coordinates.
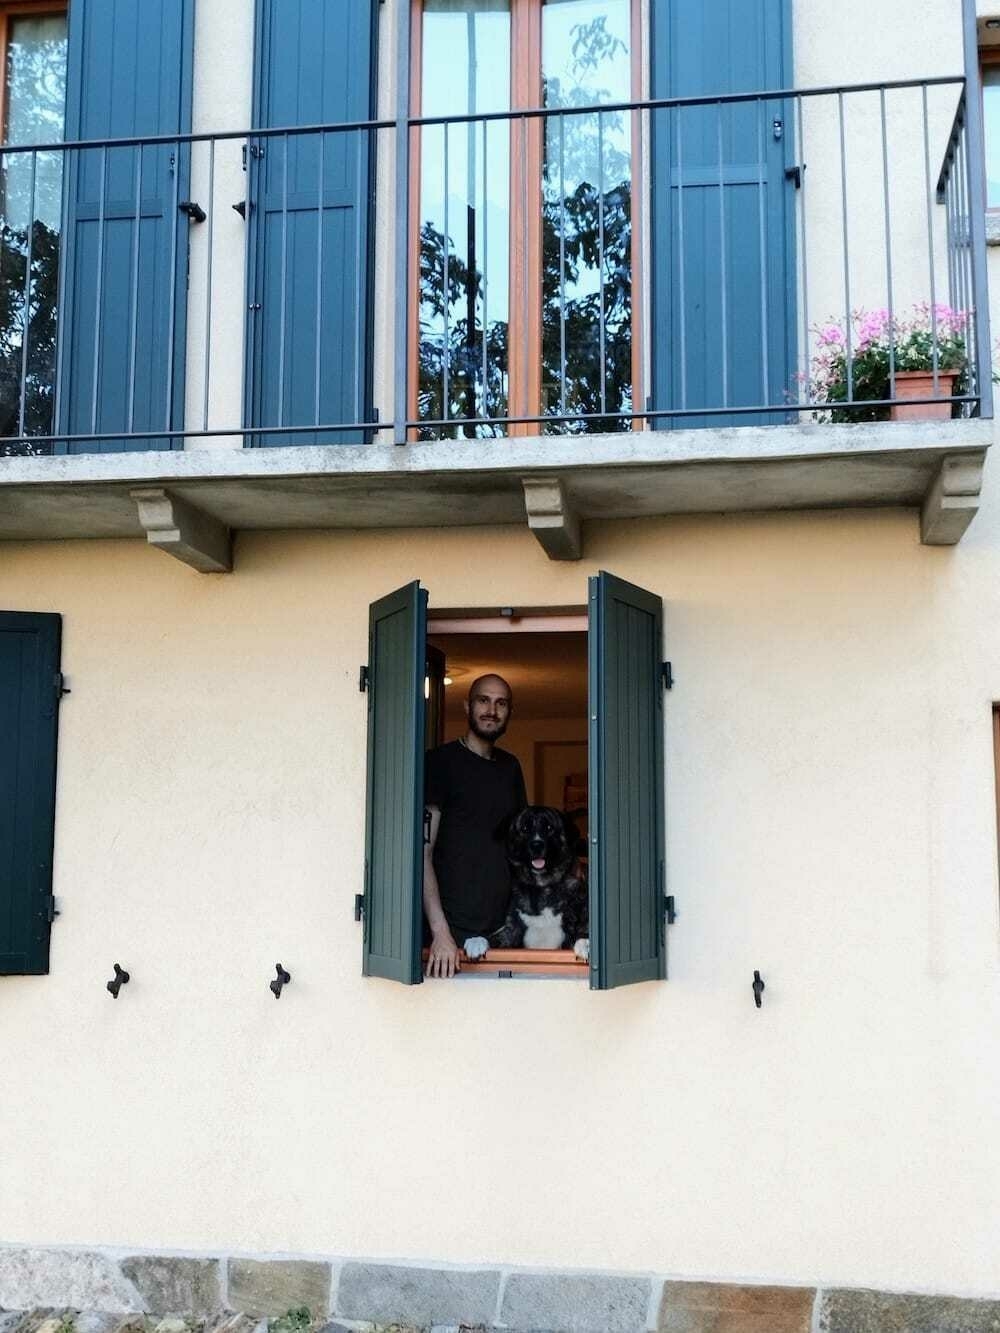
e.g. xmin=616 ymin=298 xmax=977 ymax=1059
xmin=889 ymin=369 xmax=958 ymax=421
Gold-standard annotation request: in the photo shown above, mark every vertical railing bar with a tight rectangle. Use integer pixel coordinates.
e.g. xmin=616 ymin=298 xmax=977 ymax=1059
xmin=796 ymin=94 xmax=811 ymax=403
xmin=443 ymin=122 xmax=450 ymax=425
xmin=956 ymin=127 xmax=969 ymax=402
xmin=879 ymin=88 xmax=896 ymax=401
xmin=353 ymin=129 xmax=365 ymax=431
xmin=164 ymin=139 xmax=180 ymax=433
xmin=959 ymin=117 xmax=975 ymax=408
xmin=202 ymin=138 xmax=215 ymax=432
xmin=675 ymin=104 xmax=687 ymax=411
xmin=17 ymin=149 xmax=38 ymax=438
xmin=392 ymin=0 xmax=412 ymax=444
xmin=53 ymin=143 xmax=71 ymax=440
xmin=278 ymin=133 xmax=289 ymax=429
xmin=90 ymin=145 xmax=108 ymax=437
xmin=756 ymin=96 xmax=769 ymax=404
xmin=838 ymin=92 xmax=853 ymax=403
xmin=598 ymin=109 xmax=607 ymax=417
xmin=962 ymin=0 xmax=994 ymax=417
xmin=481 ymin=116 xmax=489 ymax=426
xmin=314 ymin=129 xmax=325 ymax=428
xmin=559 ymin=114 xmax=567 ymax=418
xmin=922 ymin=84 xmax=940 ymax=391
xmin=716 ymin=100 xmax=728 ymax=408
xmin=126 ymin=144 xmax=142 ymax=434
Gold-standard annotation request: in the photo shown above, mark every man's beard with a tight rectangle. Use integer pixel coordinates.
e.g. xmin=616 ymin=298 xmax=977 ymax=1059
xmin=469 ymin=715 xmax=507 ymax=742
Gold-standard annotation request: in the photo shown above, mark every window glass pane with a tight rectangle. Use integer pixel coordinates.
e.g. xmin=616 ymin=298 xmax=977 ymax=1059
xmin=542 ymin=0 xmax=632 ymax=433
xmin=1 ymin=12 xmax=67 ymax=446
xmin=418 ymin=1 xmax=511 ymax=437
xmin=984 ymin=66 xmax=1000 ymax=209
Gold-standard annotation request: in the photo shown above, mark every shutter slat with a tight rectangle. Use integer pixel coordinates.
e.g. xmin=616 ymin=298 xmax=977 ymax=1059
xmin=0 ymin=612 xmax=61 ymax=976
xmin=362 ymin=582 xmax=426 ymax=984
xmin=589 ymin=573 xmax=665 ymax=990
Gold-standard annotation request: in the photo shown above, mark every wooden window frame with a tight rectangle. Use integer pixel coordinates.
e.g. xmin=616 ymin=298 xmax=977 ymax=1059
xmin=408 ymin=0 xmax=644 ymax=437
xmin=0 ymin=0 xmax=67 ymax=146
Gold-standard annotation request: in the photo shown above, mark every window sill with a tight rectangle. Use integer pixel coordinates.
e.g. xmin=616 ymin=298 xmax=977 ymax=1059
xmin=422 ymin=948 xmax=588 ymax=978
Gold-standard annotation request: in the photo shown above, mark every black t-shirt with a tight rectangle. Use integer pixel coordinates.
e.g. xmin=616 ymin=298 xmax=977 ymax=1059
xmin=424 ymin=739 xmax=527 ymax=940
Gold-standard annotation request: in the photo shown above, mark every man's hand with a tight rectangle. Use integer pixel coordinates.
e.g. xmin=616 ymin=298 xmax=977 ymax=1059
xmin=426 ymin=926 xmax=461 ymax=978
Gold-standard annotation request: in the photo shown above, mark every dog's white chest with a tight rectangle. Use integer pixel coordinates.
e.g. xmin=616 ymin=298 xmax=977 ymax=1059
xmin=519 ymin=907 xmax=565 ymax=949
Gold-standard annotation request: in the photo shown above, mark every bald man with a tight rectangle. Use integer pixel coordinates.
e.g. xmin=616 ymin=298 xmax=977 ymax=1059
xmin=423 ymin=673 xmax=527 ymax=978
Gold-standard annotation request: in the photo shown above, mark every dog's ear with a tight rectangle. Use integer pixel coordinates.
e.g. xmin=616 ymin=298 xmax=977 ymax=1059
xmin=494 ymin=806 xmax=525 ymax=844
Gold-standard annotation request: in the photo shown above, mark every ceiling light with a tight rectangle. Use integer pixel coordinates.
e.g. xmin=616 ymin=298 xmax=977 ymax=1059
xmin=443 ymin=676 xmax=453 ymax=685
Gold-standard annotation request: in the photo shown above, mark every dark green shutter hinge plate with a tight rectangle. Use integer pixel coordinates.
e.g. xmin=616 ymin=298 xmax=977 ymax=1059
xmin=359 ymin=665 xmax=370 ymax=692
xmin=55 ymin=671 xmax=71 ymax=698
xmin=665 ymin=895 xmax=676 ymax=925
xmin=44 ymin=895 xmax=59 ymax=923
xmin=354 ymin=893 xmax=364 ymax=922
xmin=661 ymin=661 xmax=673 ymax=690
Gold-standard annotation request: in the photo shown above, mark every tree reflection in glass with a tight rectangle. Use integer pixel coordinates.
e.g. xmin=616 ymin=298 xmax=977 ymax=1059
xmin=0 ymin=14 xmax=67 ymax=452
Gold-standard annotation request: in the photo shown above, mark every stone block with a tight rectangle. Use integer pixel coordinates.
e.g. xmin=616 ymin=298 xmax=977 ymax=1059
xmin=336 ymin=1265 xmax=499 ymax=1328
xmin=121 ymin=1260 xmax=222 ymax=1317
xmin=819 ymin=1288 xmax=1000 ymax=1332
xmin=658 ymin=1282 xmax=816 ymax=1332
xmin=499 ymin=1273 xmax=651 ymax=1333
xmin=227 ymin=1264 xmax=331 ymax=1320
xmin=0 ymin=1253 xmax=142 ymax=1314
xmin=73 ymin=1314 xmax=124 ymax=1333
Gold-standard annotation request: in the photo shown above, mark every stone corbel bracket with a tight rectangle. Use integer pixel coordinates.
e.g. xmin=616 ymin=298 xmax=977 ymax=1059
xmin=130 ymin=487 xmax=233 ymax=573
xmin=920 ymin=451 xmax=987 ymax=546
xmin=522 ymin=475 xmax=582 ymax=560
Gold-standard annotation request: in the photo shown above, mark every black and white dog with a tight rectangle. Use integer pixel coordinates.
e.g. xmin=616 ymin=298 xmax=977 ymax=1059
xmin=464 ymin=806 xmax=589 ymax=962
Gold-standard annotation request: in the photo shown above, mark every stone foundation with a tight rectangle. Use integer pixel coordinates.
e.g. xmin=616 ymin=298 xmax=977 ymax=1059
xmin=1 ymin=1249 xmax=999 ymax=1333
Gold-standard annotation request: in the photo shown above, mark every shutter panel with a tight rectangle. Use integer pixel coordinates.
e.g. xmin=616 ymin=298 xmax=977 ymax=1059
xmin=0 ymin=612 xmax=61 ymax=975
xmin=58 ymin=0 xmax=194 ymax=453
xmin=588 ymin=572 xmax=665 ymax=990
xmin=247 ymin=0 xmax=377 ymax=446
xmin=362 ymin=582 xmax=427 ymax=984
xmin=650 ymin=0 xmax=794 ymax=428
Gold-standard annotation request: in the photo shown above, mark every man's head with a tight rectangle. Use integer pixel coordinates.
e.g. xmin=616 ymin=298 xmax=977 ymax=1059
xmin=464 ymin=673 xmax=513 ymax=742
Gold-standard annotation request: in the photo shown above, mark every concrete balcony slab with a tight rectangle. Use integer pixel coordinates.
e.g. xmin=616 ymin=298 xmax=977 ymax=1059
xmin=0 ymin=419 xmax=991 ymax=556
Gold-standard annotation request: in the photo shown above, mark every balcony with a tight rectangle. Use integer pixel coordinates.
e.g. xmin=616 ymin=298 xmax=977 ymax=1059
xmin=0 ymin=63 xmax=992 ymax=565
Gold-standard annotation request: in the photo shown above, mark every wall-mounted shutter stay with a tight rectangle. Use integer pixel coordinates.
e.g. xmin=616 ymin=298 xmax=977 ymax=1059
xmin=359 ymin=664 xmax=370 ymax=693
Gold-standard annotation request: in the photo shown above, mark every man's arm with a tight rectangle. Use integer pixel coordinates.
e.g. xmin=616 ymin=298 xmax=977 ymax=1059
xmin=422 ymin=805 xmax=461 ymax=978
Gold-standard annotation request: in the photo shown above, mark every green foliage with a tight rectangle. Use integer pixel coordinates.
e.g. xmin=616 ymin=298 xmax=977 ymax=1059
xmin=268 ymin=1307 xmax=312 ymax=1333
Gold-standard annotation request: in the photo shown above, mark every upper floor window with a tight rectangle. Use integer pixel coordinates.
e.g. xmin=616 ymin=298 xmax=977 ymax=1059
xmin=0 ymin=2 xmax=67 ymax=441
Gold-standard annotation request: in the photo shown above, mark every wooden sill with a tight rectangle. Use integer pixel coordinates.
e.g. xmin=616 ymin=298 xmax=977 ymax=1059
xmin=422 ymin=948 xmax=588 ymax=977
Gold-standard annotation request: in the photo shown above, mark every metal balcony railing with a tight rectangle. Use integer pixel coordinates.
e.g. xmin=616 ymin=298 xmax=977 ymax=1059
xmin=0 ymin=71 xmax=992 ymax=456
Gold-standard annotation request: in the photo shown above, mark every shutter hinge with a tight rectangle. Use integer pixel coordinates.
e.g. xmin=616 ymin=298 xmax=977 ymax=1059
xmin=664 ymin=894 xmax=676 ymax=925
xmin=661 ymin=661 xmax=673 ymax=690
xmin=44 ymin=894 xmax=59 ymax=923
xmin=354 ymin=892 xmax=365 ymax=922
xmin=55 ymin=671 xmax=70 ymax=699
xmin=359 ymin=664 xmax=370 ymax=692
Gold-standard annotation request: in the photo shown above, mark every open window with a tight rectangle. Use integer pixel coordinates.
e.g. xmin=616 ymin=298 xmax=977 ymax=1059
xmin=360 ymin=571 xmax=667 ymax=989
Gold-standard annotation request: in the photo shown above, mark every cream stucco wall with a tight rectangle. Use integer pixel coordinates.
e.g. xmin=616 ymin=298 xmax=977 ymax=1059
xmin=2 ymin=487 xmax=1000 ymax=1294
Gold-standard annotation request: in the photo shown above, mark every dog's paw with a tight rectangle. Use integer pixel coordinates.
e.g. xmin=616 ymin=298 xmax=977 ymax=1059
xmin=573 ymin=937 xmax=590 ymax=963
xmin=463 ymin=936 xmax=490 ymax=960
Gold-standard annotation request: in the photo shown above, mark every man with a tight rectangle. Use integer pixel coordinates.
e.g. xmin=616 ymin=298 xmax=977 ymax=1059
xmin=423 ymin=673 xmax=526 ymax=978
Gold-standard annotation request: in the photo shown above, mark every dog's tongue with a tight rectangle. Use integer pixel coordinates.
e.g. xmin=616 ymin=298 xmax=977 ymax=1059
xmin=531 ymin=857 xmax=546 ymax=871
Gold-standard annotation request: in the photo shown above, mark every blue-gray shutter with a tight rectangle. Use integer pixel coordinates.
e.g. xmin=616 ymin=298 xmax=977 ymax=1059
xmin=650 ymin=0 xmax=795 ymax=428
xmin=362 ymin=582 xmax=427 ymax=984
xmin=58 ymin=0 xmax=194 ymax=453
xmin=0 ymin=612 xmax=61 ymax=975
xmin=588 ymin=572 xmax=665 ymax=989
xmin=247 ymin=0 xmax=377 ymax=447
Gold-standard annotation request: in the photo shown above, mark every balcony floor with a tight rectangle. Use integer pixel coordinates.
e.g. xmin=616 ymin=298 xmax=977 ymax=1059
xmin=0 ymin=419 xmax=991 ymax=556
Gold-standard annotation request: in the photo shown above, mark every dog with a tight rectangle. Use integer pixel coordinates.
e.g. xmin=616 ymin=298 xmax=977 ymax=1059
xmin=464 ymin=806 xmax=589 ymax=962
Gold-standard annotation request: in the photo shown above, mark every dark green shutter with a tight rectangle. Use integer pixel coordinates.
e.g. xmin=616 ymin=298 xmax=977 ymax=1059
xmin=0 ymin=612 xmax=61 ymax=975
xmin=58 ymin=0 xmax=194 ymax=452
xmin=362 ymin=582 xmax=427 ymax=984
xmin=650 ymin=0 xmax=795 ymax=428
xmin=247 ymin=0 xmax=377 ymax=446
xmin=588 ymin=572 xmax=665 ymax=989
